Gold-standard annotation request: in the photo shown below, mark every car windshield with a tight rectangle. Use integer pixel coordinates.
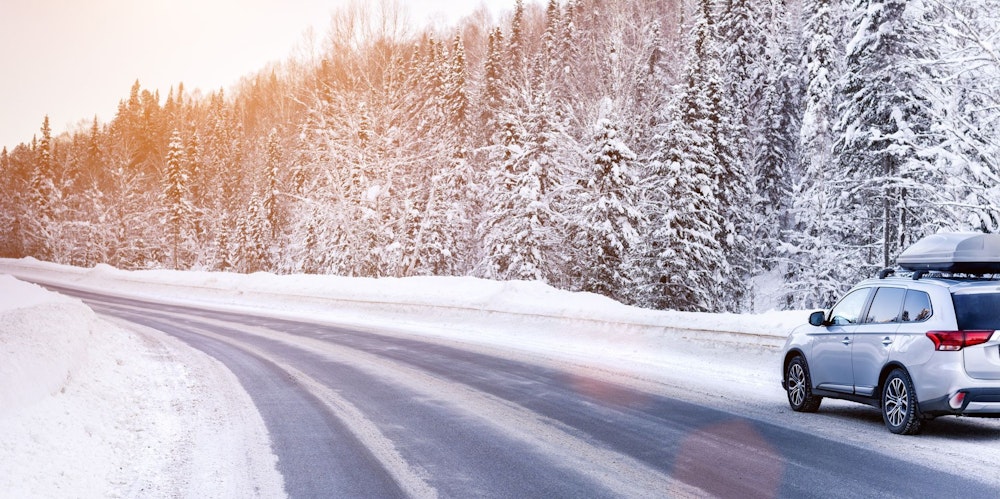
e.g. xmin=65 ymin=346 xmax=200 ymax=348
xmin=953 ymin=293 xmax=1000 ymax=330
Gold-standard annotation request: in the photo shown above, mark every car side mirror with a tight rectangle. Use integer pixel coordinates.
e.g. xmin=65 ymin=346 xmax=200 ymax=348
xmin=808 ymin=311 xmax=827 ymax=327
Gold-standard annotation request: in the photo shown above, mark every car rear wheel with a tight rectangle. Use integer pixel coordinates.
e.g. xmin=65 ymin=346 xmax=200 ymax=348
xmin=786 ymin=356 xmax=822 ymax=412
xmin=882 ymin=369 xmax=923 ymax=435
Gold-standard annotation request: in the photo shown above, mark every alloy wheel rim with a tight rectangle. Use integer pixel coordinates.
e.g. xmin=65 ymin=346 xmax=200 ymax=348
xmin=789 ymin=363 xmax=805 ymax=406
xmin=885 ymin=377 xmax=909 ymax=427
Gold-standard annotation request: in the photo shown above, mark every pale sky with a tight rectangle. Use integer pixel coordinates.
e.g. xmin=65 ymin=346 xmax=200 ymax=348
xmin=0 ymin=0 xmax=511 ymax=150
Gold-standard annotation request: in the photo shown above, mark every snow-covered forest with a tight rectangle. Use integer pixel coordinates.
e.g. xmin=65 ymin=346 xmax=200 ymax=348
xmin=2 ymin=0 xmax=999 ymax=313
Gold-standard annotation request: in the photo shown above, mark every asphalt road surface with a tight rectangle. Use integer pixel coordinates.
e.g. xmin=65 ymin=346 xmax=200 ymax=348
xmin=39 ymin=284 xmax=1000 ymax=498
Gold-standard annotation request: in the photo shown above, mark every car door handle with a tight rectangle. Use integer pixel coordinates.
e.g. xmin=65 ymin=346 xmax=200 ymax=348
xmin=842 ymin=337 xmax=851 ymax=345
xmin=882 ymin=337 xmax=893 ymax=346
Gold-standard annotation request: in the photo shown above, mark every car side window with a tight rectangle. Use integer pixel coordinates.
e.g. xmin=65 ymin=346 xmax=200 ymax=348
xmin=830 ymin=288 xmax=871 ymax=325
xmin=864 ymin=287 xmax=906 ymax=324
xmin=900 ymin=290 xmax=932 ymax=323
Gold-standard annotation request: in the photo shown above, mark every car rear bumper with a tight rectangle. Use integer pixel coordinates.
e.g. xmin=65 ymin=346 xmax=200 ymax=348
xmin=920 ymin=388 xmax=1000 ymax=417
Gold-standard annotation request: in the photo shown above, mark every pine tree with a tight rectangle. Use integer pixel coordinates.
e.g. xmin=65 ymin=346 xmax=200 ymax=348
xmin=748 ymin=0 xmax=801 ymax=282
xmin=710 ymin=0 xmax=760 ymax=310
xmin=408 ymin=34 xmax=475 ymax=277
xmin=163 ymin=129 xmax=192 ymax=269
xmin=577 ymin=116 xmax=644 ymax=303
xmin=414 ymin=147 xmax=475 ymax=276
xmin=26 ymin=116 xmax=59 ymax=260
xmin=834 ymin=0 xmax=939 ymax=272
xmin=786 ymin=0 xmax=847 ymax=308
xmin=481 ymin=27 xmax=506 ymax=130
xmin=264 ymin=128 xmax=282 ymax=240
xmin=508 ymin=0 xmax=526 ymax=80
xmin=478 ymin=106 xmax=561 ymax=282
xmin=543 ymin=0 xmax=563 ymax=73
xmin=645 ymin=0 xmax=728 ymax=312
xmin=236 ymin=194 xmax=270 ymax=273
xmin=30 ymin=116 xmax=56 ymax=221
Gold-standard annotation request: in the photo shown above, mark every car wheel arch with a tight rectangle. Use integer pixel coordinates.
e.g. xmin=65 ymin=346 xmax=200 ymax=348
xmin=783 ymin=349 xmax=809 ymax=380
xmin=877 ymin=362 xmax=910 ymax=405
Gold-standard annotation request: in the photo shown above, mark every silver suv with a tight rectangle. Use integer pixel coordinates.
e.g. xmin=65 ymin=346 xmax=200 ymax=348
xmin=782 ymin=233 xmax=1000 ymax=434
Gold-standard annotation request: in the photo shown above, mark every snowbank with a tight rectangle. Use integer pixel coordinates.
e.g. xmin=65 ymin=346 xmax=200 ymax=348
xmin=0 ymin=258 xmax=808 ymax=353
xmin=0 ymin=276 xmax=87 ymax=416
xmin=0 ymin=274 xmax=284 ymax=498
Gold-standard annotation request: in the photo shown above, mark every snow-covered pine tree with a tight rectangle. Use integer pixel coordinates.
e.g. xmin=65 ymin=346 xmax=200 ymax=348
xmin=163 ymin=129 xmax=192 ymax=269
xmin=477 ymin=107 xmax=548 ymax=282
xmin=300 ymin=210 xmax=325 ymax=274
xmin=27 ymin=116 xmax=59 ymax=260
xmin=918 ymin=0 xmax=1000 ymax=233
xmin=645 ymin=0 xmax=728 ymax=312
xmin=409 ymin=35 xmax=476 ymax=277
xmin=749 ymin=0 xmax=801 ymax=279
xmin=214 ymin=211 xmax=234 ymax=272
xmin=30 ymin=117 xmax=56 ymax=220
xmin=235 ymin=193 xmax=270 ymax=273
xmin=834 ymin=0 xmax=940 ymax=274
xmin=415 ymin=145 xmax=476 ymax=276
xmin=713 ymin=0 xmax=761 ymax=311
xmin=263 ymin=128 xmax=282 ymax=241
xmin=507 ymin=0 xmax=527 ymax=80
xmin=784 ymin=0 xmax=850 ymax=308
xmin=576 ymin=115 xmax=644 ymax=303
xmin=480 ymin=27 xmax=506 ymax=133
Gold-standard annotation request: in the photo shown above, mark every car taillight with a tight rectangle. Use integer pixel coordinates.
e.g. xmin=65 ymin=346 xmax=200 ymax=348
xmin=926 ymin=330 xmax=995 ymax=351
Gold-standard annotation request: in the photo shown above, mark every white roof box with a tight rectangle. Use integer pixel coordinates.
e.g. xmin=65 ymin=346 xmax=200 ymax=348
xmin=897 ymin=233 xmax=1000 ymax=273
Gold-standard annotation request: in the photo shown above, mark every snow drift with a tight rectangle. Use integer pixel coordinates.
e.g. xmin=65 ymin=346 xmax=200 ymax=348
xmin=0 ymin=274 xmax=284 ymax=498
xmin=0 ymin=257 xmax=806 ymax=354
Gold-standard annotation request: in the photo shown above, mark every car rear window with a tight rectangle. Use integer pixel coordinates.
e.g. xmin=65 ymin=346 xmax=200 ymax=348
xmin=953 ymin=293 xmax=1000 ymax=330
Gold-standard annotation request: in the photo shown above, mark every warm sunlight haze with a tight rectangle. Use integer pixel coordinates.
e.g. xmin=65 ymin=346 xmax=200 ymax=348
xmin=0 ymin=0 xmax=510 ymax=149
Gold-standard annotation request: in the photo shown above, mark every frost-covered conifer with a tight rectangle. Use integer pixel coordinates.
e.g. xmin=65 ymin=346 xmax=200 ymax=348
xmin=264 ymin=128 xmax=281 ymax=240
xmin=576 ymin=116 xmax=644 ymax=303
xmin=834 ymin=0 xmax=939 ymax=271
xmin=163 ymin=129 xmax=192 ymax=269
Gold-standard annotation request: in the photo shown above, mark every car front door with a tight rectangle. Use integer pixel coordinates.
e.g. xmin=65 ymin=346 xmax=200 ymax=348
xmin=810 ymin=287 xmax=873 ymax=393
xmin=852 ymin=287 xmax=905 ymax=396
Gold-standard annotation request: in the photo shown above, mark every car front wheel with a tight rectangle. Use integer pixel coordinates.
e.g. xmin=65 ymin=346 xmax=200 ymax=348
xmin=786 ymin=356 xmax=822 ymax=412
xmin=882 ymin=368 xmax=923 ymax=435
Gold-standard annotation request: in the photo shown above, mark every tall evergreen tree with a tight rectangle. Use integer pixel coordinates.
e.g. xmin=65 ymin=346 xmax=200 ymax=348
xmin=834 ymin=0 xmax=939 ymax=272
xmin=26 ymin=116 xmax=59 ymax=260
xmin=646 ymin=0 xmax=729 ymax=312
xmin=264 ymin=128 xmax=282 ymax=240
xmin=748 ymin=0 xmax=800 ymax=283
xmin=29 ymin=116 xmax=56 ymax=221
xmin=163 ymin=129 xmax=192 ymax=269
xmin=481 ymin=27 xmax=506 ymax=131
xmin=576 ymin=116 xmax=644 ymax=303
xmin=478 ymin=111 xmax=543 ymax=281
xmin=786 ymin=0 xmax=847 ymax=308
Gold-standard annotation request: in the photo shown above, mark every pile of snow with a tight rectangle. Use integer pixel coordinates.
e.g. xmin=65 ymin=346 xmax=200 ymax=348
xmin=0 ymin=258 xmax=809 ymax=348
xmin=0 ymin=276 xmax=84 ymax=415
xmin=0 ymin=274 xmax=284 ymax=497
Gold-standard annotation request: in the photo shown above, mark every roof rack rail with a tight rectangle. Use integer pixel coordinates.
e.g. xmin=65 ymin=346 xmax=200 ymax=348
xmin=878 ymin=268 xmax=895 ymax=279
xmin=912 ymin=270 xmax=928 ymax=281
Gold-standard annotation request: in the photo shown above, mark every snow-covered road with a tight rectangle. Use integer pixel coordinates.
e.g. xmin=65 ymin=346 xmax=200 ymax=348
xmin=3 ymin=258 xmax=1000 ymax=497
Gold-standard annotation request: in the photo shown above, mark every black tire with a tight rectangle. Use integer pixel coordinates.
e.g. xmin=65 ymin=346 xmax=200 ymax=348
xmin=882 ymin=368 xmax=923 ymax=435
xmin=786 ymin=356 xmax=822 ymax=412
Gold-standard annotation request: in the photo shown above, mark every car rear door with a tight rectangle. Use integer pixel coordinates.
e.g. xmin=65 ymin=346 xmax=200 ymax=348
xmin=852 ymin=287 xmax=905 ymax=396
